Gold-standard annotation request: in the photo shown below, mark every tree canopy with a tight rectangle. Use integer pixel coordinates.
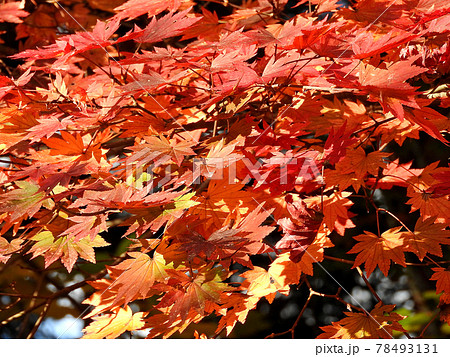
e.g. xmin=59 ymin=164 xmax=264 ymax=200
xmin=0 ymin=0 xmax=449 ymax=339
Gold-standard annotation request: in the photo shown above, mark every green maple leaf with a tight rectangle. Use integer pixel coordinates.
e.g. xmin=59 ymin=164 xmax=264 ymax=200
xmin=0 ymin=181 xmax=45 ymax=221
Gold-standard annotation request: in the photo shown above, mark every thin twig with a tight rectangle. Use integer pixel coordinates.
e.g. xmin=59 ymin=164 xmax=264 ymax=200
xmin=356 ymin=267 xmax=382 ymax=303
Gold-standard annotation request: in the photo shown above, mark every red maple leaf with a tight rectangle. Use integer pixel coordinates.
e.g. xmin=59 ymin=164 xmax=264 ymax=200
xmin=113 ymin=0 xmax=183 ymax=21
xmin=276 ymin=197 xmax=323 ymax=263
xmin=323 ymin=122 xmax=357 ymax=165
xmin=134 ymin=9 xmax=201 ymax=44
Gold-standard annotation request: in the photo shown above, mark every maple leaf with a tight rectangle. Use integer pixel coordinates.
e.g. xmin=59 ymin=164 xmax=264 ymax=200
xmin=277 ymin=15 xmax=337 ymax=50
xmin=123 ymin=191 xmax=200 ymax=236
xmin=192 ymin=138 xmax=243 ymax=182
xmin=240 ymin=266 xmax=290 ymax=302
xmin=120 ymin=72 xmax=167 ymax=94
xmin=323 ymin=122 xmax=357 ymax=165
xmin=404 ymin=103 xmax=448 ymax=143
xmin=340 ymin=0 xmax=409 ymax=26
xmin=431 ymin=267 xmax=450 ymax=295
xmin=37 ymin=162 xmax=90 ymax=193
xmin=0 ymin=106 xmax=39 ymax=149
xmin=181 ymin=7 xmax=224 ymax=41
xmin=210 ymin=45 xmax=258 ymax=73
xmin=169 ymin=203 xmax=274 ymax=267
xmin=82 ymin=305 xmax=146 ymax=339
xmin=212 ymin=64 xmax=261 ymax=94
xmin=0 ymin=237 xmax=23 ymax=263
xmin=177 ymin=228 xmax=239 ymax=260
xmin=371 ymin=159 xmax=423 ymax=189
xmin=0 ymin=181 xmax=45 ymax=222
xmin=275 ymin=199 xmax=323 ymax=263
xmin=24 ymin=115 xmax=72 ymax=144
xmin=3 ymin=0 xmax=450 ymax=340
xmin=304 ymin=191 xmax=355 ymax=235
xmin=290 ymin=225 xmax=334 ymax=276
xmin=61 ymin=214 xmax=108 ymax=242
xmin=406 ymin=189 xmax=450 ymax=224
xmin=356 ymin=57 xmax=428 ymax=120
xmin=10 ymin=40 xmax=72 ymax=62
xmin=318 ymin=302 xmax=406 ymax=338
xmin=254 ymin=150 xmax=322 ymax=195
xmin=268 ymin=253 xmax=303 ymax=287
xmin=352 ymin=30 xmax=418 ymax=60
xmin=430 ymin=169 xmax=450 ymax=197
xmin=402 ymin=217 xmax=450 ymax=260
xmin=261 ymin=52 xmax=300 ymax=82
xmin=42 ymin=131 xmax=104 ymax=163
xmin=189 ymin=176 xmax=259 ymax=228
xmin=348 ymin=228 xmax=407 ymax=277
xmin=0 ymin=69 xmax=34 ymax=101
xmin=12 ymin=18 xmax=123 ymax=63
xmin=438 ymin=300 xmax=450 ymax=326
xmin=113 ymin=0 xmax=183 ymax=21
xmin=106 ymin=251 xmax=173 ymax=306
xmin=133 ymin=134 xmax=196 ymax=167
xmin=340 ymin=147 xmax=391 ymax=180
xmin=216 ymin=293 xmax=260 ymax=336
xmin=327 ymin=147 xmax=390 ymax=192
xmin=234 ymin=202 xmax=276 ymax=244
xmin=0 ymin=2 xmax=29 ymax=23
xmin=82 ymin=279 xmax=123 ymax=318
xmin=28 ymin=231 xmax=109 ymax=273
xmin=66 ymin=18 xmax=122 ymax=52
xmin=134 ymin=9 xmax=201 ymax=44
xmin=157 ymin=266 xmax=231 ymax=322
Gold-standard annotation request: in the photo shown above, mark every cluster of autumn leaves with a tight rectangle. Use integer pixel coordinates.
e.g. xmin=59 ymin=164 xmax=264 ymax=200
xmin=0 ymin=0 xmax=449 ymax=338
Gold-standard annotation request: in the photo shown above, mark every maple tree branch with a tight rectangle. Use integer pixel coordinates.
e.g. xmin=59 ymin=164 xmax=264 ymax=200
xmin=377 ymin=208 xmax=413 ymax=233
xmin=352 ymin=116 xmax=397 ymax=135
xmin=356 ymin=267 xmax=382 ymax=303
xmin=58 ymin=204 xmax=113 ymax=217
xmin=323 ymin=255 xmax=354 ymax=265
xmin=265 ymin=291 xmax=313 ymax=339
xmin=418 ymin=313 xmax=439 ymax=338
xmin=306 ymin=279 xmax=363 ymax=313
xmin=78 ymin=53 xmax=124 ymax=86
xmin=0 ymin=269 xmax=108 ymax=327
xmin=18 ymin=269 xmax=46 ymax=338
xmin=26 ymin=299 xmax=52 ymax=339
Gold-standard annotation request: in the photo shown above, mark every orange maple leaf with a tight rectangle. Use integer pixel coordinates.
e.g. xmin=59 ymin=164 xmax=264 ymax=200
xmin=348 ymin=228 xmax=407 ymax=277
xmin=216 ymin=293 xmax=260 ymax=336
xmin=406 ymin=189 xmax=450 ymax=225
xmin=318 ymin=302 xmax=406 ymax=338
xmin=106 ymin=251 xmax=172 ymax=306
xmin=189 ymin=176 xmax=260 ymax=229
xmin=157 ymin=266 xmax=230 ymax=322
xmin=431 ymin=267 xmax=450 ymax=295
xmin=305 ymin=191 xmax=355 ymax=235
xmin=403 ymin=217 xmax=450 ymax=261
xmin=330 ymin=147 xmax=391 ymax=192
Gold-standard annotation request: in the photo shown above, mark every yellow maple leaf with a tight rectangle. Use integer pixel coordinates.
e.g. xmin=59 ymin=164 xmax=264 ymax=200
xmin=82 ymin=305 xmax=146 ymax=339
